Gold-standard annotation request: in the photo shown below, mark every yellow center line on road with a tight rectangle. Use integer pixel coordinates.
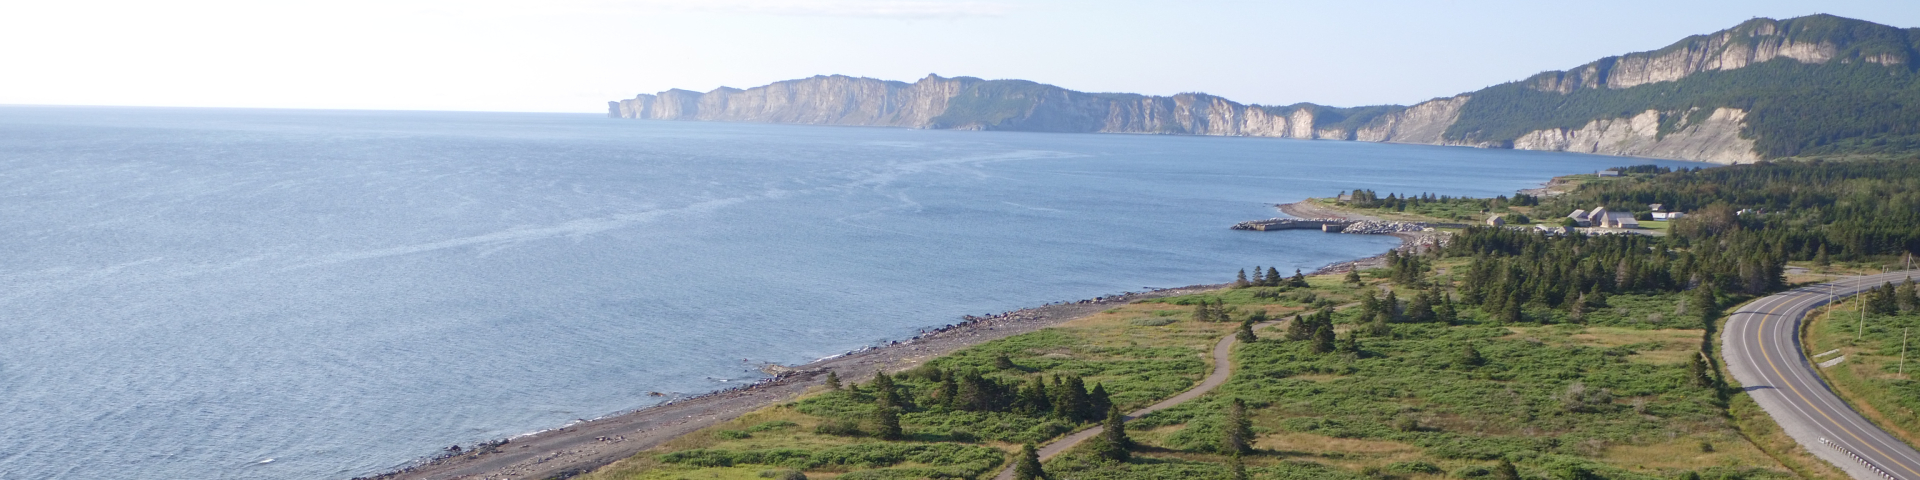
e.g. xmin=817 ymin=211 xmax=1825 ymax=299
xmin=1756 ymin=281 xmax=1920 ymax=478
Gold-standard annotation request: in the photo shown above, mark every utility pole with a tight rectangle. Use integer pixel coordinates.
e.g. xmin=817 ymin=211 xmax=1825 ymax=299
xmin=1859 ymin=288 xmax=1867 ymax=341
xmin=1902 ymin=328 xmax=1910 ymax=376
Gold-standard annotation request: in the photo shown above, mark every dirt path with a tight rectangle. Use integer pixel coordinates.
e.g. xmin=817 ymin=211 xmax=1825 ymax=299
xmin=991 ymin=319 xmax=1281 ymax=480
xmin=360 ymin=285 xmax=1219 ymax=480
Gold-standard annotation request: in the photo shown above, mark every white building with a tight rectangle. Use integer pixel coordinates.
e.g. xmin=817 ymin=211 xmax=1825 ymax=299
xmin=1567 ymin=206 xmax=1640 ymax=228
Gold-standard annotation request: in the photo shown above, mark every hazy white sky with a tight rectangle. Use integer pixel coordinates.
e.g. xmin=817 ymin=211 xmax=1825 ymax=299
xmin=0 ymin=0 xmax=1913 ymax=113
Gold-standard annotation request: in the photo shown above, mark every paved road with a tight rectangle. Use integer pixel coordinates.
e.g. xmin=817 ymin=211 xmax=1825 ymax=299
xmin=1723 ymin=271 xmax=1920 ymax=480
xmin=991 ymin=320 xmax=1277 ymax=480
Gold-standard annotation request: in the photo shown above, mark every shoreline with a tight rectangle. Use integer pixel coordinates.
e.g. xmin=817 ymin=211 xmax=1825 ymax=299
xmin=1276 ymin=199 xmax=1445 ymax=275
xmin=363 ymin=285 xmax=1221 ymax=480
xmin=361 ymin=199 xmax=1418 ymax=480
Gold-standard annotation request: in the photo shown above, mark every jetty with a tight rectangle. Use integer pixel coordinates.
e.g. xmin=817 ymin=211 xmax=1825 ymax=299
xmin=1230 ymin=218 xmax=1353 ymax=232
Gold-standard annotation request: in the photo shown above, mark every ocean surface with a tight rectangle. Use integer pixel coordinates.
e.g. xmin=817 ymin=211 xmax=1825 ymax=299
xmin=0 ymin=106 xmax=1705 ymax=479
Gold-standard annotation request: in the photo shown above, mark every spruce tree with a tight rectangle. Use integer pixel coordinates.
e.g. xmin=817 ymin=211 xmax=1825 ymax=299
xmin=1013 ymin=443 xmax=1046 ymax=480
xmin=1234 ymin=269 xmax=1250 ymax=288
xmin=1899 ymin=278 xmax=1917 ymax=311
xmin=936 ymin=375 xmax=958 ymax=408
xmin=1407 ymin=290 xmax=1435 ymax=323
xmin=1458 ymin=342 xmax=1484 ymax=368
xmin=824 ymin=371 xmax=842 ymax=390
xmin=1689 ymin=352 xmax=1714 ymax=387
xmin=1092 ymin=405 xmax=1131 ymax=462
xmin=1438 ymin=294 xmax=1458 ymax=325
xmin=1816 ymin=245 xmax=1831 ymax=267
xmin=1088 ymin=383 xmax=1112 ymax=420
xmin=1251 ymin=266 xmax=1265 ymax=287
xmin=1286 ymin=314 xmax=1311 ymax=341
xmin=1223 ymin=398 xmax=1253 ymax=455
xmin=871 ymin=372 xmax=902 ymax=409
xmin=1228 ymin=453 xmax=1249 ymax=480
xmin=1311 ymin=325 xmax=1335 ymax=353
xmin=1289 ymin=268 xmax=1306 ymax=287
xmin=1192 ymin=301 xmax=1210 ymax=323
xmin=873 ymin=404 xmax=902 ymax=440
xmin=1236 ymin=320 xmax=1258 ymax=343
xmin=1494 ymin=459 xmax=1520 ymax=480
xmin=1345 ymin=269 xmax=1363 ymax=285
xmin=1016 ymin=377 xmax=1051 ymax=415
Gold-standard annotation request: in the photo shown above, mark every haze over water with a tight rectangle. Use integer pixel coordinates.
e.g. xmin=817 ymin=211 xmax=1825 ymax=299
xmin=0 ymin=107 xmax=1703 ymax=479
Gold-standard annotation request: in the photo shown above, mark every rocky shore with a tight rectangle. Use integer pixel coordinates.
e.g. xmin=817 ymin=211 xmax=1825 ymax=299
xmin=1273 ymin=200 xmax=1452 ymax=275
xmin=358 ymin=199 xmax=1438 ymax=480
xmin=360 ymin=285 xmax=1220 ymax=480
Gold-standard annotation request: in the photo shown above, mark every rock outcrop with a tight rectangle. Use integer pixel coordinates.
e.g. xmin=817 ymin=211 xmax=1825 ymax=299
xmin=610 ymin=14 xmax=1920 ymax=164
xmin=1510 ymin=108 xmax=1761 ymax=164
xmin=1525 ymin=15 xmax=1910 ymax=93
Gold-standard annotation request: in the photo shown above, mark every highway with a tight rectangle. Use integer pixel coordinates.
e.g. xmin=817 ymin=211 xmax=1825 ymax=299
xmin=1723 ymin=270 xmax=1920 ymax=480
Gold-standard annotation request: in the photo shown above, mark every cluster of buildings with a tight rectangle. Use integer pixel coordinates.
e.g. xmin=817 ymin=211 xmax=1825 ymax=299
xmin=1483 ymin=204 xmax=1686 ymax=233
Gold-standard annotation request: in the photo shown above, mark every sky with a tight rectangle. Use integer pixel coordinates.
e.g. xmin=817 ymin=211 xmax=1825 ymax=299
xmin=0 ymin=0 xmax=1914 ymax=113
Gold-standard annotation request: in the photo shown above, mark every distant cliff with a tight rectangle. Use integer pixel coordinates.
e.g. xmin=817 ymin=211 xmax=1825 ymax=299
xmin=612 ymin=14 xmax=1920 ymax=164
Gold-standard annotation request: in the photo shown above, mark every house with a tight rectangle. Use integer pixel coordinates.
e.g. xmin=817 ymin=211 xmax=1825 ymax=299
xmin=1567 ymin=206 xmax=1641 ymax=229
xmin=1566 ymin=209 xmax=1590 ymax=227
xmin=1597 ymin=169 xmax=1622 ymax=177
xmin=1487 ymin=215 xmax=1506 ymax=226
xmin=1648 ymin=203 xmax=1664 ymax=212
xmin=1652 ymin=211 xmax=1685 ymax=220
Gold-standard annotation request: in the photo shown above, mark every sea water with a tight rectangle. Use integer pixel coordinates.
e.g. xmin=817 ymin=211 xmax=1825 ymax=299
xmin=0 ymin=106 xmax=1704 ymax=479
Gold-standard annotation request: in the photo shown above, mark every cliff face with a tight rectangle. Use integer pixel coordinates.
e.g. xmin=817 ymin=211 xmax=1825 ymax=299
xmin=1510 ymin=108 xmax=1760 ymax=163
xmin=611 ymin=14 xmax=1919 ymax=164
xmin=1525 ymin=15 xmax=1914 ymax=93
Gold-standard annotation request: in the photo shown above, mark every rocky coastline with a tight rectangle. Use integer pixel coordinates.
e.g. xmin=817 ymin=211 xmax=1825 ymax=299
xmin=359 ymin=199 xmax=1438 ymax=480
xmin=360 ymin=285 xmax=1220 ymax=480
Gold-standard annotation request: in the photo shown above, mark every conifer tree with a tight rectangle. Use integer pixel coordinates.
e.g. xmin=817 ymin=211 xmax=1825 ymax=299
xmin=1407 ymin=290 xmax=1435 ymax=323
xmin=1815 ymin=245 xmax=1832 ymax=267
xmin=1289 ymin=268 xmax=1305 ymax=287
xmin=1192 ymin=301 xmax=1210 ymax=323
xmin=1250 ymin=266 xmax=1265 ymax=287
xmin=1337 ymin=331 xmax=1360 ymax=354
xmin=1016 ymin=376 xmax=1051 ymax=415
xmin=1234 ymin=269 xmax=1250 ymax=288
xmin=1286 ymin=314 xmax=1311 ymax=341
xmin=1013 ymin=443 xmax=1046 ymax=480
xmin=871 ymin=372 xmax=900 ymax=408
xmin=1384 ymin=290 xmax=1401 ymax=320
xmin=1312 ymin=325 xmax=1335 ymax=354
xmin=1236 ymin=320 xmax=1257 ymax=343
xmin=1229 ymin=453 xmax=1249 ymax=480
xmin=936 ymin=375 xmax=958 ymax=408
xmin=824 ymin=371 xmax=842 ymax=390
xmin=1458 ymin=342 xmax=1484 ymax=368
xmin=1438 ymin=293 xmax=1458 ymax=325
xmin=1693 ymin=286 xmax=1718 ymax=327
xmin=1899 ymin=278 xmax=1917 ymax=311
xmin=1345 ymin=269 xmax=1363 ymax=285
xmin=1088 ymin=383 xmax=1112 ymax=420
xmin=1223 ymin=398 xmax=1253 ymax=455
xmin=1493 ymin=459 xmax=1520 ymax=480
xmin=994 ymin=353 xmax=1017 ymax=370
xmin=1052 ymin=376 xmax=1091 ymax=421
xmin=1091 ymin=405 xmax=1131 ymax=462
xmin=873 ymin=404 xmax=902 ymax=440
xmin=1688 ymin=352 xmax=1714 ymax=387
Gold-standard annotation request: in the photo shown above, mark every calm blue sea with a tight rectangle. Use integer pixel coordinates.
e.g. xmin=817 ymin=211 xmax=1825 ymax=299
xmin=0 ymin=106 xmax=1704 ymax=479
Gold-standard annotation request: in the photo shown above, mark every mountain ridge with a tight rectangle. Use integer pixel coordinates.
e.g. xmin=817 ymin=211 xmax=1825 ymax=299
xmin=611 ymin=14 xmax=1920 ymax=164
